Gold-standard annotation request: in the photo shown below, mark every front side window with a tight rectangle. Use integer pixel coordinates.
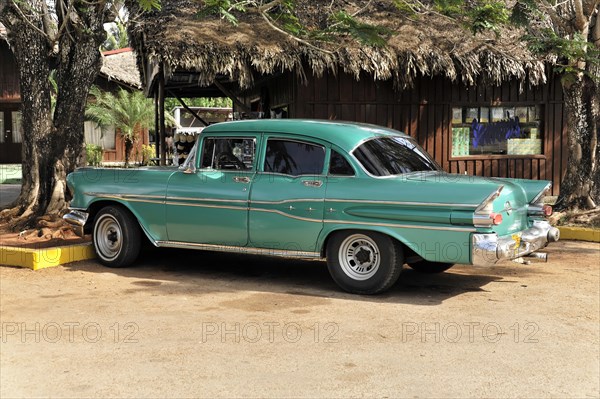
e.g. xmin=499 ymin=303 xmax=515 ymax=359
xmin=200 ymin=137 xmax=256 ymax=170
xmin=353 ymin=136 xmax=440 ymax=176
xmin=264 ymin=139 xmax=325 ymax=176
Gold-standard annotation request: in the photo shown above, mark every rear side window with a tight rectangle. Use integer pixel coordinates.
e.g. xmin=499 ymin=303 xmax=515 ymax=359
xmin=353 ymin=136 xmax=440 ymax=176
xmin=329 ymin=150 xmax=355 ymax=176
xmin=264 ymin=139 xmax=325 ymax=176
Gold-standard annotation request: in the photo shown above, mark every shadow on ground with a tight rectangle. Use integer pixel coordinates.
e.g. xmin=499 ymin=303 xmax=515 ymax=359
xmin=62 ymin=246 xmax=521 ymax=306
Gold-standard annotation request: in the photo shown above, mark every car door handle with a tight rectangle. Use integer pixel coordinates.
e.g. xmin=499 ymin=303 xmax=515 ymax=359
xmin=233 ymin=176 xmax=250 ymax=183
xmin=302 ymin=180 xmax=323 ymax=188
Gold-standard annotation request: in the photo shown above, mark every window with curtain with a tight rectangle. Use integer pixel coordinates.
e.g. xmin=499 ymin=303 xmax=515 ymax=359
xmin=11 ymin=111 xmax=22 ymax=143
xmin=0 ymin=113 xmax=4 ymax=143
xmin=84 ymin=121 xmax=116 ymax=150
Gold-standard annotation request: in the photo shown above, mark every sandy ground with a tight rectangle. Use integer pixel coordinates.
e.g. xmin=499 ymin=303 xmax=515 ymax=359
xmin=1 ymin=240 xmax=599 ymax=398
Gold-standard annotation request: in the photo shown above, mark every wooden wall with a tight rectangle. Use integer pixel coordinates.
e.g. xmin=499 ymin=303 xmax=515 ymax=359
xmin=0 ymin=41 xmax=20 ymax=103
xmin=102 ymin=128 xmax=150 ymax=163
xmin=280 ymin=69 xmax=566 ymax=195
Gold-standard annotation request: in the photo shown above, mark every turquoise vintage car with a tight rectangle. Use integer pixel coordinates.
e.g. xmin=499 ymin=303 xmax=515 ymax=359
xmin=64 ymin=120 xmax=559 ymax=294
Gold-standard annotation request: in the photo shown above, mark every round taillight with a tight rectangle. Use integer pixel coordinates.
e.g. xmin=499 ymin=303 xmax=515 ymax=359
xmin=491 ymin=213 xmax=503 ymax=225
xmin=543 ymin=204 xmax=553 ymax=216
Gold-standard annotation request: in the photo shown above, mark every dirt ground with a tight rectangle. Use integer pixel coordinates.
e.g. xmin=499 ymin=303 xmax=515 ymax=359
xmin=1 ymin=240 xmax=599 ymax=398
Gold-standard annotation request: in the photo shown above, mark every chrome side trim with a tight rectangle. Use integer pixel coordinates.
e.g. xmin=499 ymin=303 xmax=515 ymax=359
xmin=529 ymin=183 xmax=552 ymax=205
xmin=474 ymin=185 xmax=504 ymax=213
xmin=326 ymin=199 xmax=478 ymax=208
xmin=85 ymin=192 xmax=478 ymax=210
xmin=251 ymin=208 xmax=323 ymax=223
xmin=251 ymin=198 xmax=324 ymax=205
xmin=166 ymin=196 xmax=248 ymax=204
xmin=86 ymin=192 xmax=165 ymax=200
xmin=155 ymin=241 xmax=322 ymax=259
xmin=88 ymin=193 xmax=165 ymax=205
xmin=473 ymin=185 xmax=504 ymax=227
xmin=166 ymin=201 xmax=247 ymax=211
xmin=324 ymin=219 xmax=476 ymax=232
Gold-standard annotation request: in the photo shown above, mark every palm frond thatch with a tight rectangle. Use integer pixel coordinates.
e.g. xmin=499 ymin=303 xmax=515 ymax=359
xmin=126 ymin=0 xmax=548 ymax=90
xmin=100 ymin=49 xmax=142 ymax=89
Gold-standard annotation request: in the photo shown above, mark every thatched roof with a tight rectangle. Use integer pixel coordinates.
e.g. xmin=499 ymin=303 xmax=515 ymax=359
xmin=127 ymin=0 xmax=547 ymax=91
xmin=100 ymin=48 xmax=142 ymax=89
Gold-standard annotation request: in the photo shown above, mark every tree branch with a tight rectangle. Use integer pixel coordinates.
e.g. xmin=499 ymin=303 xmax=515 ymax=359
xmin=592 ymin=4 xmax=600 ymax=47
xmin=260 ymin=10 xmax=333 ymax=55
xmin=574 ymin=0 xmax=588 ymax=31
xmin=7 ymin=1 xmax=53 ymax=46
xmin=40 ymin=0 xmax=55 ymax=41
xmin=258 ymin=0 xmax=281 ymax=13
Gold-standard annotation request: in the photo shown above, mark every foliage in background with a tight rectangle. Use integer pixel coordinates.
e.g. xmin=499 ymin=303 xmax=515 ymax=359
xmin=86 ymin=87 xmax=155 ymax=167
xmin=85 ymin=144 xmax=104 ymax=166
xmin=165 ymin=97 xmax=233 ymax=110
xmin=140 ymin=144 xmax=156 ymax=165
xmin=102 ymin=20 xmax=130 ymax=51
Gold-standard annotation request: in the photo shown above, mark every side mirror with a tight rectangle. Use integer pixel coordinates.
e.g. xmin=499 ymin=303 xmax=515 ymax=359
xmin=182 ymin=165 xmax=196 ymax=174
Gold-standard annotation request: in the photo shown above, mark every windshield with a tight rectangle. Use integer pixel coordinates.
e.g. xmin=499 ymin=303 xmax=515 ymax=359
xmin=353 ymin=136 xmax=441 ymax=176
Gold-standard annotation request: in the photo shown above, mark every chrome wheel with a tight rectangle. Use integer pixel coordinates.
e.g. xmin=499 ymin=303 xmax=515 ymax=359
xmin=94 ymin=214 xmax=123 ymax=261
xmin=338 ymin=234 xmax=381 ymax=281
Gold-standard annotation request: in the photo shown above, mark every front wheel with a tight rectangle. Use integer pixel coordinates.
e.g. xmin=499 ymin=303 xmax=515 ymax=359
xmin=326 ymin=231 xmax=403 ymax=295
xmin=93 ymin=206 xmax=141 ymax=267
xmin=408 ymin=260 xmax=454 ymax=274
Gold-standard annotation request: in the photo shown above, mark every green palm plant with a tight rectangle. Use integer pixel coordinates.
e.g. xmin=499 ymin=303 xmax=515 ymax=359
xmin=86 ymin=87 xmax=155 ymax=167
xmin=102 ymin=21 xmax=130 ymax=51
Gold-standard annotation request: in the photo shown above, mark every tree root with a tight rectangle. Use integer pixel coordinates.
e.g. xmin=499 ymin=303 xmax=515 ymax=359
xmin=0 ymin=211 xmax=78 ymax=239
xmin=550 ymin=208 xmax=600 ymax=228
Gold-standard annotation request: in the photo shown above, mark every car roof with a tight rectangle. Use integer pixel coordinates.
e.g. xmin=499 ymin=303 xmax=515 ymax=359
xmin=202 ymin=119 xmax=409 ymax=152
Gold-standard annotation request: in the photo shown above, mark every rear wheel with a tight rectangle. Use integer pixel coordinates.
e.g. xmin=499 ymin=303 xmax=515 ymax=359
xmin=408 ymin=260 xmax=454 ymax=274
xmin=93 ymin=206 xmax=141 ymax=267
xmin=326 ymin=231 xmax=403 ymax=294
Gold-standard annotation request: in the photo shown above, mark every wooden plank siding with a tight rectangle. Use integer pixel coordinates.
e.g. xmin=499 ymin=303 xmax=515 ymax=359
xmin=0 ymin=42 xmax=20 ymax=103
xmin=257 ymin=69 xmax=567 ymax=195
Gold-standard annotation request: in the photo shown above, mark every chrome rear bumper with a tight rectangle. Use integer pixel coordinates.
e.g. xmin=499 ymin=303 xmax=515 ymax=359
xmin=472 ymin=220 xmax=559 ymax=266
xmin=63 ymin=210 xmax=89 ymax=237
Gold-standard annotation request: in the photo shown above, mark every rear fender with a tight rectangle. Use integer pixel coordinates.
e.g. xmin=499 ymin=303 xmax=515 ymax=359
xmin=317 ymin=224 xmax=472 ymax=264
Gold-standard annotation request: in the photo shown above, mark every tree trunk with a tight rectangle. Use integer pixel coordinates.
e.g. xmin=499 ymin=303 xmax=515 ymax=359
xmin=124 ymin=137 xmax=133 ymax=167
xmin=556 ymin=74 xmax=599 ymax=210
xmin=0 ymin=0 xmax=107 ymax=226
xmin=555 ymin=6 xmax=600 ymax=211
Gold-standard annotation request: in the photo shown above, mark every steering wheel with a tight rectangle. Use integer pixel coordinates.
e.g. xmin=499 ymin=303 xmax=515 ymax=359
xmin=216 ymin=151 xmax=246 ymax=170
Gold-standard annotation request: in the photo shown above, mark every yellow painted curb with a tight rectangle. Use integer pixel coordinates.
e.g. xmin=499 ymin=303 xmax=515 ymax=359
xmin=558 ymin=227 xmax=600 ymax=243
xmin=0 ymin=243 xmax=95 ymax=270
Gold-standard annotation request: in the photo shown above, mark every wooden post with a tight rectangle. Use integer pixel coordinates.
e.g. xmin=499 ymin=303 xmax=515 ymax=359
xmin=154 ymin=87 xmax=159 ymax=159
xmin=158 ymin=70 xmax=166 ymax=166
xmin=214 ymin=80 xmax=252 ymax=113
